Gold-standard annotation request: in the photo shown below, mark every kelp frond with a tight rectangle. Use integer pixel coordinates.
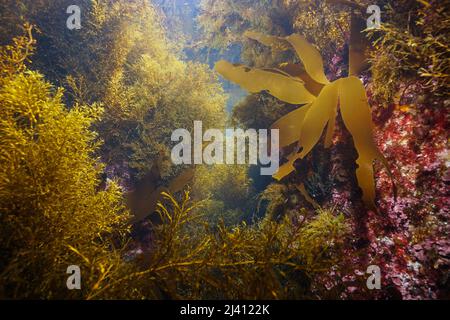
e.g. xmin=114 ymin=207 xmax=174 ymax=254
xmin=215 ymin=20 xmax=394 ymax=209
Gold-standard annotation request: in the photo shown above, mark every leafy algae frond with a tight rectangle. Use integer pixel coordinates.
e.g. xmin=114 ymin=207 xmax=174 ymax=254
xmin=215 ymin=18 xmax=394 ymax=209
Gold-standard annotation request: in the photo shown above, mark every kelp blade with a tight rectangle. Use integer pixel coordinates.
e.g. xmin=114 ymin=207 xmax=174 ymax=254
xmin=285 ymin=34 xmax=330 ymax=85
xmin=245 ymin=31 xmax=330 ymax=85
xmin=244 ymin=31 xmax=290 ymax=51
xmin=339 ymin=76 xmax=387 ymax=208
xmin=273 ymin=81 xmax=339 ymax=180
xmin=168 ymin=167 xmax=195 ymax=193
xmin=273 ymin=152 xmax=303 ymax=181
xmin=271 ymin=103 xmax=311 ymax=148
xmin=298 ymin=81 xmax=339 ymax=158
xmin=276 ymin=63 xmax=324 ymax=96
xmin=215 ymin=60 xmax=315 ymax=105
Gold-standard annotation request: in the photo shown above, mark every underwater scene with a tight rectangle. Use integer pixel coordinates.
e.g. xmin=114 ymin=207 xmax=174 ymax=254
xmin=0 ymin=0 xmax=448 ymax=301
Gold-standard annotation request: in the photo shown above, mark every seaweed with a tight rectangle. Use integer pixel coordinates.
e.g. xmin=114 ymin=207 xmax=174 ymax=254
xmin=215 ymin=17 xmax=394 ymax=209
